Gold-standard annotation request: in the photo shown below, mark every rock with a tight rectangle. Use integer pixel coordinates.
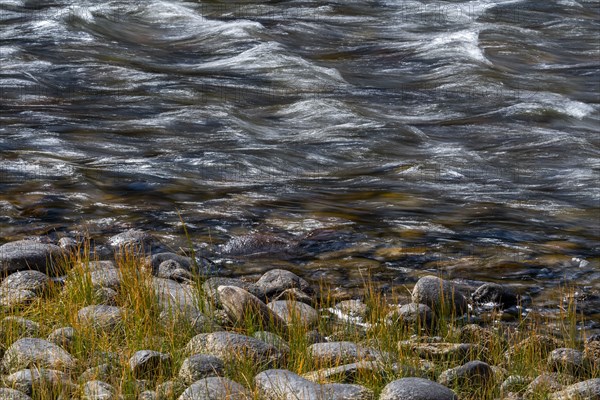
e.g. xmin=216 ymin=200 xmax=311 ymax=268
xmin=255 ymin=269 xmax=312 ymax=298
xmin=1 ymin=338 xmax=76 ymax=373
xmin=387 ymin=303 xmax=433 ymax=328
xmin=78 ymin=364 xmax=113 ymax=383
xmin=273 ymin=288 xmax=314 ymax=305
xmin=157 ymin=260 xmax=193 ymax=282
xmin=202 ymin=277 xmax=265 ymax=305
xmin=267 ymin=300 xmax=319 ymax=326
xmin=156 ymin=380 xmax=185 ymax=399
xmin=78 ymin=305 xmax=124 ymax=331
xmin=82 ymin=380 xmax=116 ymax=400
xmin=0 ymin=388 xmax=33 ymax=399
xmin=179 ymin=354 xmax=225 ymax=385
xmin=501 ymin=375 xmax=530 ymax=394
xmin=138 ymin=390 xmax=157 ymax=400
xmin=0 ymin=288 xmax=36 ymax=307
xmin=1 ymin=316 xmax=39 ymax=336
xmin=550 ymin=378 xmax=600 ymax=400
xmin=308 ymin=342 xmax=383 ymax=366
xmin=178 ymin=377 xmax=251 ymax=400
xmin=379 ymin=377 xmax=458 ymax=400
xmin=158 ymin=308 xmax=216 ymax=334
xmin=255 ymin=369 xmax=373 ymax=400
xmin=222 ymin=234 xmax=291 ymax=257
xmin=524 ymin=373 xmax=575 ymax=398
xmin=147 ymin=253 xmax=194 ymax=275
xmin=58 ymin=237 xmax=78 ymax=252
xmin=217 ymin=285 xmax=286 ymax=330
xmin=472 ymin=283 xmax=518 ymax=309
xmin=47 ymin=327 xmax=76 ymax=350
xmin=398 ymin=341 xmax=481 ymax=362
xmin=411 ymin=276 xmax=468 ymax=315
xmin=3 ymin=368 xmax=72 ymax=396
xmin=153 ymin=278 xmax=199 ymax=314
xmin=437 ymin=360 xmax=494 ymax=387
xmin=584 ymin=341 xmax=600 ymax=364
xmin=252 ymin=331 xmax=290 ymax=353
xmin=0 ymin=240 xmax=64 ymax=275
xmin=90 ymin=269 xmax=121 ymax=290
xmin=1 ymin=270 xmax=50 ymax=294
xmin=94 ymin=287 xmax=119 ymax=305
xmin=459 ymin=324 xmax=500 ymax=349
xmin=129 ymin=350 xmax=171 ymax=379
xmin=548 ymin=348 xmax=589 ymax=375
xmin=505 ymin=335 xmax=561 ymax=364
xmin=303 ymin=361 xmax=398 ymax=383
xmin=335 ymin=300 xmax=368 ymax=319
xmin=108 ymin=229 xmax=154 ymax=252
xmin=185 ymin=331 xmax=284 ymax=364
xmin=306 ymin=330 xmax=327 ymax=345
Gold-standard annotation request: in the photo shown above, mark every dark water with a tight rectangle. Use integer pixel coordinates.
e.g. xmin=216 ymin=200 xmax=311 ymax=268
xmin=0 ymin=0 xmax=599 ymax=311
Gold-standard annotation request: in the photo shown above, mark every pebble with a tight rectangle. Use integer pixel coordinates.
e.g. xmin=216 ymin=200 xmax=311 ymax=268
xmin=78 ymin=305 xmax=124 ymax=331
xmin=185 ymin=331 xmax=284 ymax=364
xmin=90 ymin=268 xmax=121 ymax=290
xmin=156 ymin=380 xmax=185 ymax=399
xmin=272 ymin=288 xmax=314 ymax=305
xmin=1 ymin=337 xmax=77 ymax=373
xmin=157 ymin=259 xmax=193 ymax=282
xmin=129 ymin=350 xmax=171 ymax=379
xmin=252 ymin=331 xmax=291 ymax=353
xmin=107 ymin=229 xmax=154 ymax=252
xmin=303 ymin=360 xmax=398 ymax=383
xmin=379 ymin=377 xmax=458 ymax=400
xmin=2 ymin=316 xmax=39 ymax=336
xmin=411 ymin=275 xmax=468 ymax=315
xmin=178 ymin=377 xmax=251 ymax=400
xmin=399 ymin=341 xmax=480 ymax=362
xmin=78 ymin=364 xmax=113 ymax=383
xmin=267 ymin=300 xmax=319 ymax=326
xmin=202 ymin=277 xmax=265 ymax=305
xmin=178 ymin=354 xmax=225 ymax=385
xmin=148 ymin=252 xmax=194 ymax=275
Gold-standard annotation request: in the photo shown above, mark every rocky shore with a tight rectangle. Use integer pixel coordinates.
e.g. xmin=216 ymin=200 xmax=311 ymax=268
xmin=0 ymin=230 xmax=598 ymax=400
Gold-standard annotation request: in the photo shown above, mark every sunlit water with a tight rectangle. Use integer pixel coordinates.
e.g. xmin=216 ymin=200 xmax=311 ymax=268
xmin=1 ymin=0 xmax=599 ymax=315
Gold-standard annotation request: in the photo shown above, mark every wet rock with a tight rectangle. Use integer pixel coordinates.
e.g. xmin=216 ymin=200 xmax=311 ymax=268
xmin=548 ymin=348 xmax=589 ymax=375
xmin=411 ymin=275 xmax=468 ymax=315
xmin=222 ymin=234 xmax=292 ymax=257
xmin=178 ymin=377 xmax=251 ymax=400
xmin=472 ymin=283 xmax=518 ymax=309
xmin=398 ymin=341 xmax=481 ymax=362
xmin=108 ymin=229 xmax=154 ymax=252
xmin=1 ymin=270 xmax=50 ymax=294
xmin=0 ymin=240 xmax=64 ymax=275
xmin=267 ymin=300 xmax=319 ymax=326
xmin=90 ymin=269 xmax=121 ymax=290
xmin=78 ymin=364 xmax=113 ymax=383
xmin=78 ymin=305 xmax=124 ymax=331
xmin=255 ymin=369 xmax=373 ymax=400
xmin=550 ymin=378 xmax=600 ymax=400
xmin=217 ymin=285 xmax=286 ymax=330
xmin=379 ymin=377 xmax=458 ymax=400
xmin=47 ymin=327 xmax=76 ymax=350
xmin=0 ymin=388 xmax=33 ymax=400
xmin=0 ymin=288 xmax=36 ymax=307
xmin=252 ymin=331 xmax=290 ymax=353
xmin=255 ymin=269 xmax=312 ymax=298
xmin=3 ymin=368 xmax=72 ymax=396
xmin=387 ymin=303 xmax=433 ymax=328
xmin=202 ymin=277 xmax=265 ymax=305
xmin=1 ymin=337 xmax=76 ymax=373
xmin=438 ymin=360 xmax=494 ymax=387
xmin=129 ymin=350 xmax=171 ymax=379
xmin=308 ymin=342 xmax=383 ymax=366
xmin=179 ymin=354 xmax=225 ymax=385
xmin=157 ymin=260 xmax=193 ymax=282
xmin=272 ymin=288 xmax=314 ymax=305
xmin=82 ymin=380 xmax=116 ymax=400
xmin=156 ymin=380 xmax=185 ymax=399
xmin=185 ymin=331 xmax=284 ymax=364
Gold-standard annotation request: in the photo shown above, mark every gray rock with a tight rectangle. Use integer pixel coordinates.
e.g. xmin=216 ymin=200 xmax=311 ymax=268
xmin=1 ymin=270 xmax=50 ymax=293
xmin=47 ymin=327 xmax=76 ymax=350
xmin=217 ymin=285 xmax=286 ymax=330
xmin=550 ymin=378 xmax=600 ymax=400
xmin=267 ymin=300 xmax=319 ymax=327
xmin=202 ymin=277 xmax=265 ymax=305
xmin=548 ymin=348 xmax=588 ymax=375
xmin=335 ymin=300 xmax=368 ymax=319
xmin=505 ymin=335 xmax=561 ymax=364
xmin=157 ymin=260 xmax=193 ymax=282
xmin=148 ymin=253 xmax=194 ymax=274
xmin=94 ymin=287 xmax=119 ymax=305
xmin=0 ymin=240 xmax=64 ymax=275
xmin=0 ymin=288 xmax=36 ymax=307
xmin=524 ymin=373 xmax=575 ymax=398
xmin=129 ymin=350 xmax=171 ymax=379
xmin=158 ymin=307 xmax=216 ymax=334
xmin=472 ymin=283 xmax=518 ymax=309
xmin=1 ymin=316 xmax=39 ymax=336
xmin=3 ymin=368 xmax=72 ymax=396
xmin=255 ymin=269 xmax=312 ymax=298
xmin=90 ymin=269 xmax=121 ymax=290
xmin=78 ymin=364 xmax=113 ymax=383
xmin=156 ymin=380 xmax=186 ymax=399
xmin=273 ymin=288 xmax=314 ymax=305
xmin=108 ymin=229 xmax=154 ymax=252
xmin=252 ymin=331 xmax=290 ymax=353
xmin=178 ymin=377 xmax=251 ymax=400
xmin=138 ymin=391 xmax=157 ymax=400
xmin=399 ymin=341 xmax=480 ymax=362
xmin=438 ymin=360 xmax=494 ymax=387
xmin=255 ymin=369 xmax=373 ymax=400
xmin=78 ymin=305 xmax=124 ymax=331
xmin=179 ymin=354 xmax=225 ymax=385
xmin=222 ymin=234 xmax=291 ymax=257
xmin=58 ymin=237 xmax=78 ymax=252
xmin=185 ymin=331 xmax=284 ymax=364
xmin=303 ymin=361 xmax=394 ymax=383
xmin=82 ymin=380 xmax=116 ymax=400
xmin=153 ymin=278 xmax=199 ymax=314
xmin=411 ymin=276 xmax=468 ymax=315
xmin=308 ymin=342 xmax=383 ymax=366
xmin=1 ymin=337 xmax=76 ymax=373
xmin=387 ymin=303 xmax=433 ymax=327
xmin=0 ymin=388 xmax=33 ymax=400
xmin=500 ymin=375 xmax=530 ymax=394
xmin=379 ymin=377 xmax=458 ymax=400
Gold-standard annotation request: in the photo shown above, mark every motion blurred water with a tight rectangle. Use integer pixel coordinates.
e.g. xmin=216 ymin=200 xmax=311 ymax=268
xmin=0 ymin=0 xmax=598 ymax=297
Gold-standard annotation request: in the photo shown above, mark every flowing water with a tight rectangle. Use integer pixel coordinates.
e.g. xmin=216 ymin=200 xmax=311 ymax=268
xmin=1 ymin=0 xmax=599 ymax=316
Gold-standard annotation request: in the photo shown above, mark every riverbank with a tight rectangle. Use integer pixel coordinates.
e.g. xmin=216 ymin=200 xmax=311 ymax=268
xmin=0 ymin=232 xmax=598 ymax=399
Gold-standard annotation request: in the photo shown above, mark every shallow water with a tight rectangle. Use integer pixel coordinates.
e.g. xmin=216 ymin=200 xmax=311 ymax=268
xmin=0 ymin=0 xmax=599 ymax=311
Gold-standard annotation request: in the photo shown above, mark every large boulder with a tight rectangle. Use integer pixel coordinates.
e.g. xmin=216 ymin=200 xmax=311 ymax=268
xmin=0 ymin=240 xmax=63 ymax=275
